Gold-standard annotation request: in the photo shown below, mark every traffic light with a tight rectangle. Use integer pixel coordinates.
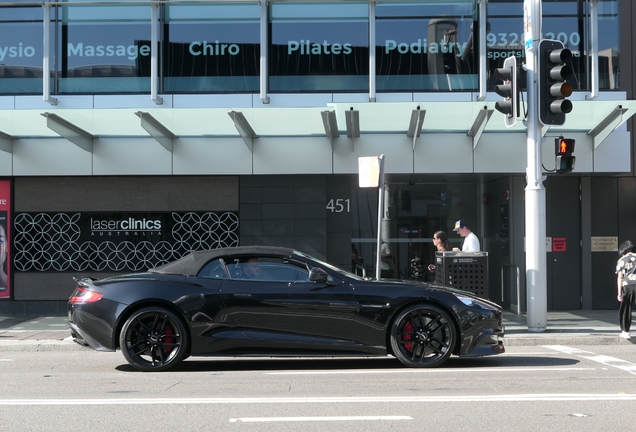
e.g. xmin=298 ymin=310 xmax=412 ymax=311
xmin=555 ymin=136 xmax=575 ymax=174
xmin=494 ymin=55 xmax=518 ymax=128
xmin=539 ymin=40 xmax=573 ymax=126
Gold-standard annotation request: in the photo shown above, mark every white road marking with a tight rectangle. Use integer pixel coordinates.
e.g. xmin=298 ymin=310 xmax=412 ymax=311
xmin=544 ymin=345 xmax=636 ymax=375
xmin=267 ymin=367 xmax=595 ymax=375
xmin=1 ymin=394 xmax=635 ymax=406
xmin=229 ymin=416 xmax=412 ymax=423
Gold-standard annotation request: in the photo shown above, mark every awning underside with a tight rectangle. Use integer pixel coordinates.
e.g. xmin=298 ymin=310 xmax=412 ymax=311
xmin=1 ymin=99 xmax=635 ymax=152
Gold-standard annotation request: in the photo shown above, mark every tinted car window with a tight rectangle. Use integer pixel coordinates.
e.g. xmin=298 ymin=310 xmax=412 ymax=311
xmin=198 ymin=259 xmax=228 ymax=279
xmin=228 ymin=257 xmax=309 ymax=282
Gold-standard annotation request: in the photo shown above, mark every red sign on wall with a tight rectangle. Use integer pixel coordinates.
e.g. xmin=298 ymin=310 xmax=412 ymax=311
xmin=553 ymin=237 xmax=567 ymax=252
xmin=0 ymin=180 xmax=10 ymax=298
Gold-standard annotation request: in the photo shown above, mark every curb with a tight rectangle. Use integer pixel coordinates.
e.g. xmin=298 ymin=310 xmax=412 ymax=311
xmin=0 ymin=337 xmax=91 ymax=352
xmin=503 ymin=334 xmax=631 ymax=346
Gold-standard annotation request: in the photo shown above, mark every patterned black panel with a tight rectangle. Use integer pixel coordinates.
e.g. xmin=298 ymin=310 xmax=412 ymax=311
xmin=13 ymin=212 xmax=239 ymax=272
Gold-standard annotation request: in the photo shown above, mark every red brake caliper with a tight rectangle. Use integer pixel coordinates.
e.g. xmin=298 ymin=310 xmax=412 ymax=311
xmin=164 ymin=325 xmax=174 ymax=354
xmin=403 ymin=320 xmax=413 ymax=352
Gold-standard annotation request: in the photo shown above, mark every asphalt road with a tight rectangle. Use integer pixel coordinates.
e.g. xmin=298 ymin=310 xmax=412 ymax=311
xmin=1 ymin=344 xmax=636 ymax=431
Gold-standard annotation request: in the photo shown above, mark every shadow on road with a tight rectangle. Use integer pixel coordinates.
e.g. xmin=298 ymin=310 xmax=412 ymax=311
xmin=115 ymin=354 xmax=579 ymax=373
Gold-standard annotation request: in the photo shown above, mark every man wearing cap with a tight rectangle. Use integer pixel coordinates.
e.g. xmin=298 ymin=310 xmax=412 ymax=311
xmin=452 ymin=219 xmax=480 ymax=252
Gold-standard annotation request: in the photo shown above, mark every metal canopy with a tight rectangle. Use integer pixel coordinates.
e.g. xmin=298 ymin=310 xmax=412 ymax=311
xmin=0 ymin=130 xmax=13 ymax=153
xmin=41 ymin=112 xmax=97 ymax=152
xmin=467 ymin=107 xmax=494 ymax=150
xmin=588 ymin=105 xmax=630 ymax=149
xmin=345 ymin=108 xmax=360 ymax=138
xmin=321 ymin=110 xmax=339 ymax=150
xmin=135 ymin=111 xmax=178 ymax=151
xmin=406 ymin=108 xmax=426 ymax=151
xmin=228 ymin=110 xmax=258 ymax=152
xmin=0 ymin=99 xmax=632 ymax=150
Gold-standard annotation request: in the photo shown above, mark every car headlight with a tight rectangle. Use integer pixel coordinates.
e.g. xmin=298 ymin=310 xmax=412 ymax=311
xmin=456 ymin=295 xmax=492 ymax=310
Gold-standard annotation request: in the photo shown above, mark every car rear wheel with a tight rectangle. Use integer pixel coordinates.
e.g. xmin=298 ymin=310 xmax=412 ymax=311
xmin=390 ymin=304 xmax=456 ymax=368
xmin=120 ymin=307 xmax=189 ymax=372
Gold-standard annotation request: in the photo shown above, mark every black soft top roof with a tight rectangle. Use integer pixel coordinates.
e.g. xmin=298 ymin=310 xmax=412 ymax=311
xmin=148 ymin=245 xmax=295 ymax=276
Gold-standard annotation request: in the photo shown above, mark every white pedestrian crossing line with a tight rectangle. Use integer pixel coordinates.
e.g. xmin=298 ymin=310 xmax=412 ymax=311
xmin=229 ymin=416 xmax=413 ymax=423
xmin=544 ymin=345 xmax=636 ymax=375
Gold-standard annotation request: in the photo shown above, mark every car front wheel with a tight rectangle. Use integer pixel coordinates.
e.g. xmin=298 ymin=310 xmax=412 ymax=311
xmin=390 ymin=304 xmax=456 ymax=368
xmin=119 ymin=307 xmax=189 ymax=372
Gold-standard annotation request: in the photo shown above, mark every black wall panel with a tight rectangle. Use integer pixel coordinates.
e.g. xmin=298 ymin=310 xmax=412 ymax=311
xmin=590 ymin=177 xmax=619 ymax=310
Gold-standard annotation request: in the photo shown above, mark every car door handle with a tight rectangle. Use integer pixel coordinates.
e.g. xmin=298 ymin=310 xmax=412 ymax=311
xmin=233 ymin=293 xmax=252 ymax=298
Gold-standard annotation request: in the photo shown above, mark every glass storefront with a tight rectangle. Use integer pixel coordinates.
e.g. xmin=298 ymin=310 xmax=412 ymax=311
xmin=0 ymin=0 xmax=623 ymax=95
xmin=351 ymin=179 xmax=479 ymax=281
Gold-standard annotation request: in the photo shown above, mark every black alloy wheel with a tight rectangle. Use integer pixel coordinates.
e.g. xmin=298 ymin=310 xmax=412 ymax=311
xmin=390 ymin=304 xmax=456 ymax=368
xmin=119 ymin=307 xmax=189 ymax=372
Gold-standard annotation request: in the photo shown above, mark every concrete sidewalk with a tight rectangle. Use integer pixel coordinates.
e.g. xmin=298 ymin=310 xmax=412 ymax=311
xmin=0 ymin=310 xmax=632 ymax=351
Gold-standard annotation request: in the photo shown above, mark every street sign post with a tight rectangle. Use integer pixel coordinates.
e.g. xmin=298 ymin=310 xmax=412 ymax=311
xmin=524 ymin=0 xmax=547 ymax=332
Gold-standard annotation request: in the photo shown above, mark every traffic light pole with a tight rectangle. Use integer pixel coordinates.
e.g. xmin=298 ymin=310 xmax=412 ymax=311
xmin=524 ymin=0 xmax=547 ymax=332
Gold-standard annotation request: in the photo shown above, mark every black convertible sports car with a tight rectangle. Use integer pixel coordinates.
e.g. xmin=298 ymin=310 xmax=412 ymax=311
xmin=68 ymin=246 xmax=505 ymax=371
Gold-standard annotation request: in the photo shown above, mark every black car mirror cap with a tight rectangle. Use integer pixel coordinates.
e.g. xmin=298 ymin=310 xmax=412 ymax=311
xmin=309 ymin=267 xmax=329 ymax=283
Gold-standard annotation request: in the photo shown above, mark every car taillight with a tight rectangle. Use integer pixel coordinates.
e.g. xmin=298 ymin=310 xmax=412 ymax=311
xmin=69 ymin=287 xmax=103 ymax=303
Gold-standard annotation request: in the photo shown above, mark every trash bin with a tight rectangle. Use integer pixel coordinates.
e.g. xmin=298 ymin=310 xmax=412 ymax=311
xmin=434 ymin=251 xmax=489 ymax=299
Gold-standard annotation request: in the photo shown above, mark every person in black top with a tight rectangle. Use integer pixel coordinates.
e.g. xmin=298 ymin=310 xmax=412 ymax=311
xmin=616 ymin=240 xmax=636 ymax=339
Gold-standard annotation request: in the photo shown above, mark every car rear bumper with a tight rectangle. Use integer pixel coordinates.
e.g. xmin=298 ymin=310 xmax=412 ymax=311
xmin=68 ymin=321 xmax=115 ymax=352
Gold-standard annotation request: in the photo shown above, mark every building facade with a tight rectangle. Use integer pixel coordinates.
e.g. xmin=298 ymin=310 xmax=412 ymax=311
xmin=0 ymin=0 xmax=635 ymax=315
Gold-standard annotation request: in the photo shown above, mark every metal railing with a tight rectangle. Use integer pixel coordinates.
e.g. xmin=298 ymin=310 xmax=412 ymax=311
xmin=501 ymin=263 xmax=521 ymax=314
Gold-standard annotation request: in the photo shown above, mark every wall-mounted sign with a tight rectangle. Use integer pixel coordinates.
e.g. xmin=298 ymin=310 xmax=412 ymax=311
xmin=552 ymin=237 xmax=567 ymax=252
xmin=13 ymin=212 xmax=238 ymax=272
xmin=591 ymin=236 xmax=618 ymax=252
xmin=0 ymin=180 xmax=11 ymax=299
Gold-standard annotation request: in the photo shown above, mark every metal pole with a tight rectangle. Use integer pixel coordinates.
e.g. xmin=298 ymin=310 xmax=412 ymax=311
xmin=375 ymin=155 xmax=385 ymax=280
xmin=524 ymin=0 xmax=547 ymax=331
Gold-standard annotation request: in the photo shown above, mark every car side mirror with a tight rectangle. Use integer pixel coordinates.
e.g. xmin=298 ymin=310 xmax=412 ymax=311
xmin=308 ymin=267 xmax=329 ymax=283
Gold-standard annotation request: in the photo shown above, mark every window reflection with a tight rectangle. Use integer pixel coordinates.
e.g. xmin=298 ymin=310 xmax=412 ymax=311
xmin=486 ymin=0 xmax=620 ymax=91
xmin=0 ymin=0 xmax=624 ymax=95
xmin=269 ymin=2 xmax=369 ymax=92
xmin=58 ymin=4 xmax=151 ymax=94
xmin=0 ymin=6 xmax=43 ymax=94
xmin=376 ymin=1 xmax=478 ymax=91
xmin=164 ymin=3 xmax=260 ymax=93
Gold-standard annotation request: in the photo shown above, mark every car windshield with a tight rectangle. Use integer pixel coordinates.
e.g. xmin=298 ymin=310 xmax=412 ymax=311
xmin=293 ymin=250 xmax=367 ymax=281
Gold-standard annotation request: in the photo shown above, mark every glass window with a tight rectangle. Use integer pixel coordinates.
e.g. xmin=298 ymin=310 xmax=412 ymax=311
xmin=57 ymin=4 xmax=151 ymax=94
xmin=269 ymin=2 xmax=369 ymax=92
xmin=198 ymin=259 xmax=228 ymax=279
xmin=486 ymin=0 xmax=619 ymax=92
xmin=376 ymin=1 xmax=478 ymax=92
xmin=0 ymin=6 xmax=44 ymax=95
xmin=228 ymin=257 xmax=309 ymax=282
xmin=351 ymin=179 xmax=478 ymax=280
xmin=163 ymin=3 xmax=260 ymax=93
xmin=591 ymin=0 xmax=619 ymax=90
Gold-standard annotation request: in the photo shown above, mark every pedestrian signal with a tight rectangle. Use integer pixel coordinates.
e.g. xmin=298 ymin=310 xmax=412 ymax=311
xmin=555 ymin=137 xmax=575 ymax=174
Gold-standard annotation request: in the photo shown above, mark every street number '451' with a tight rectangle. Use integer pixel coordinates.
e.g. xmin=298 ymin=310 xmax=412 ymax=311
xmin=326 ymin=199 xmax=350 ymax=213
